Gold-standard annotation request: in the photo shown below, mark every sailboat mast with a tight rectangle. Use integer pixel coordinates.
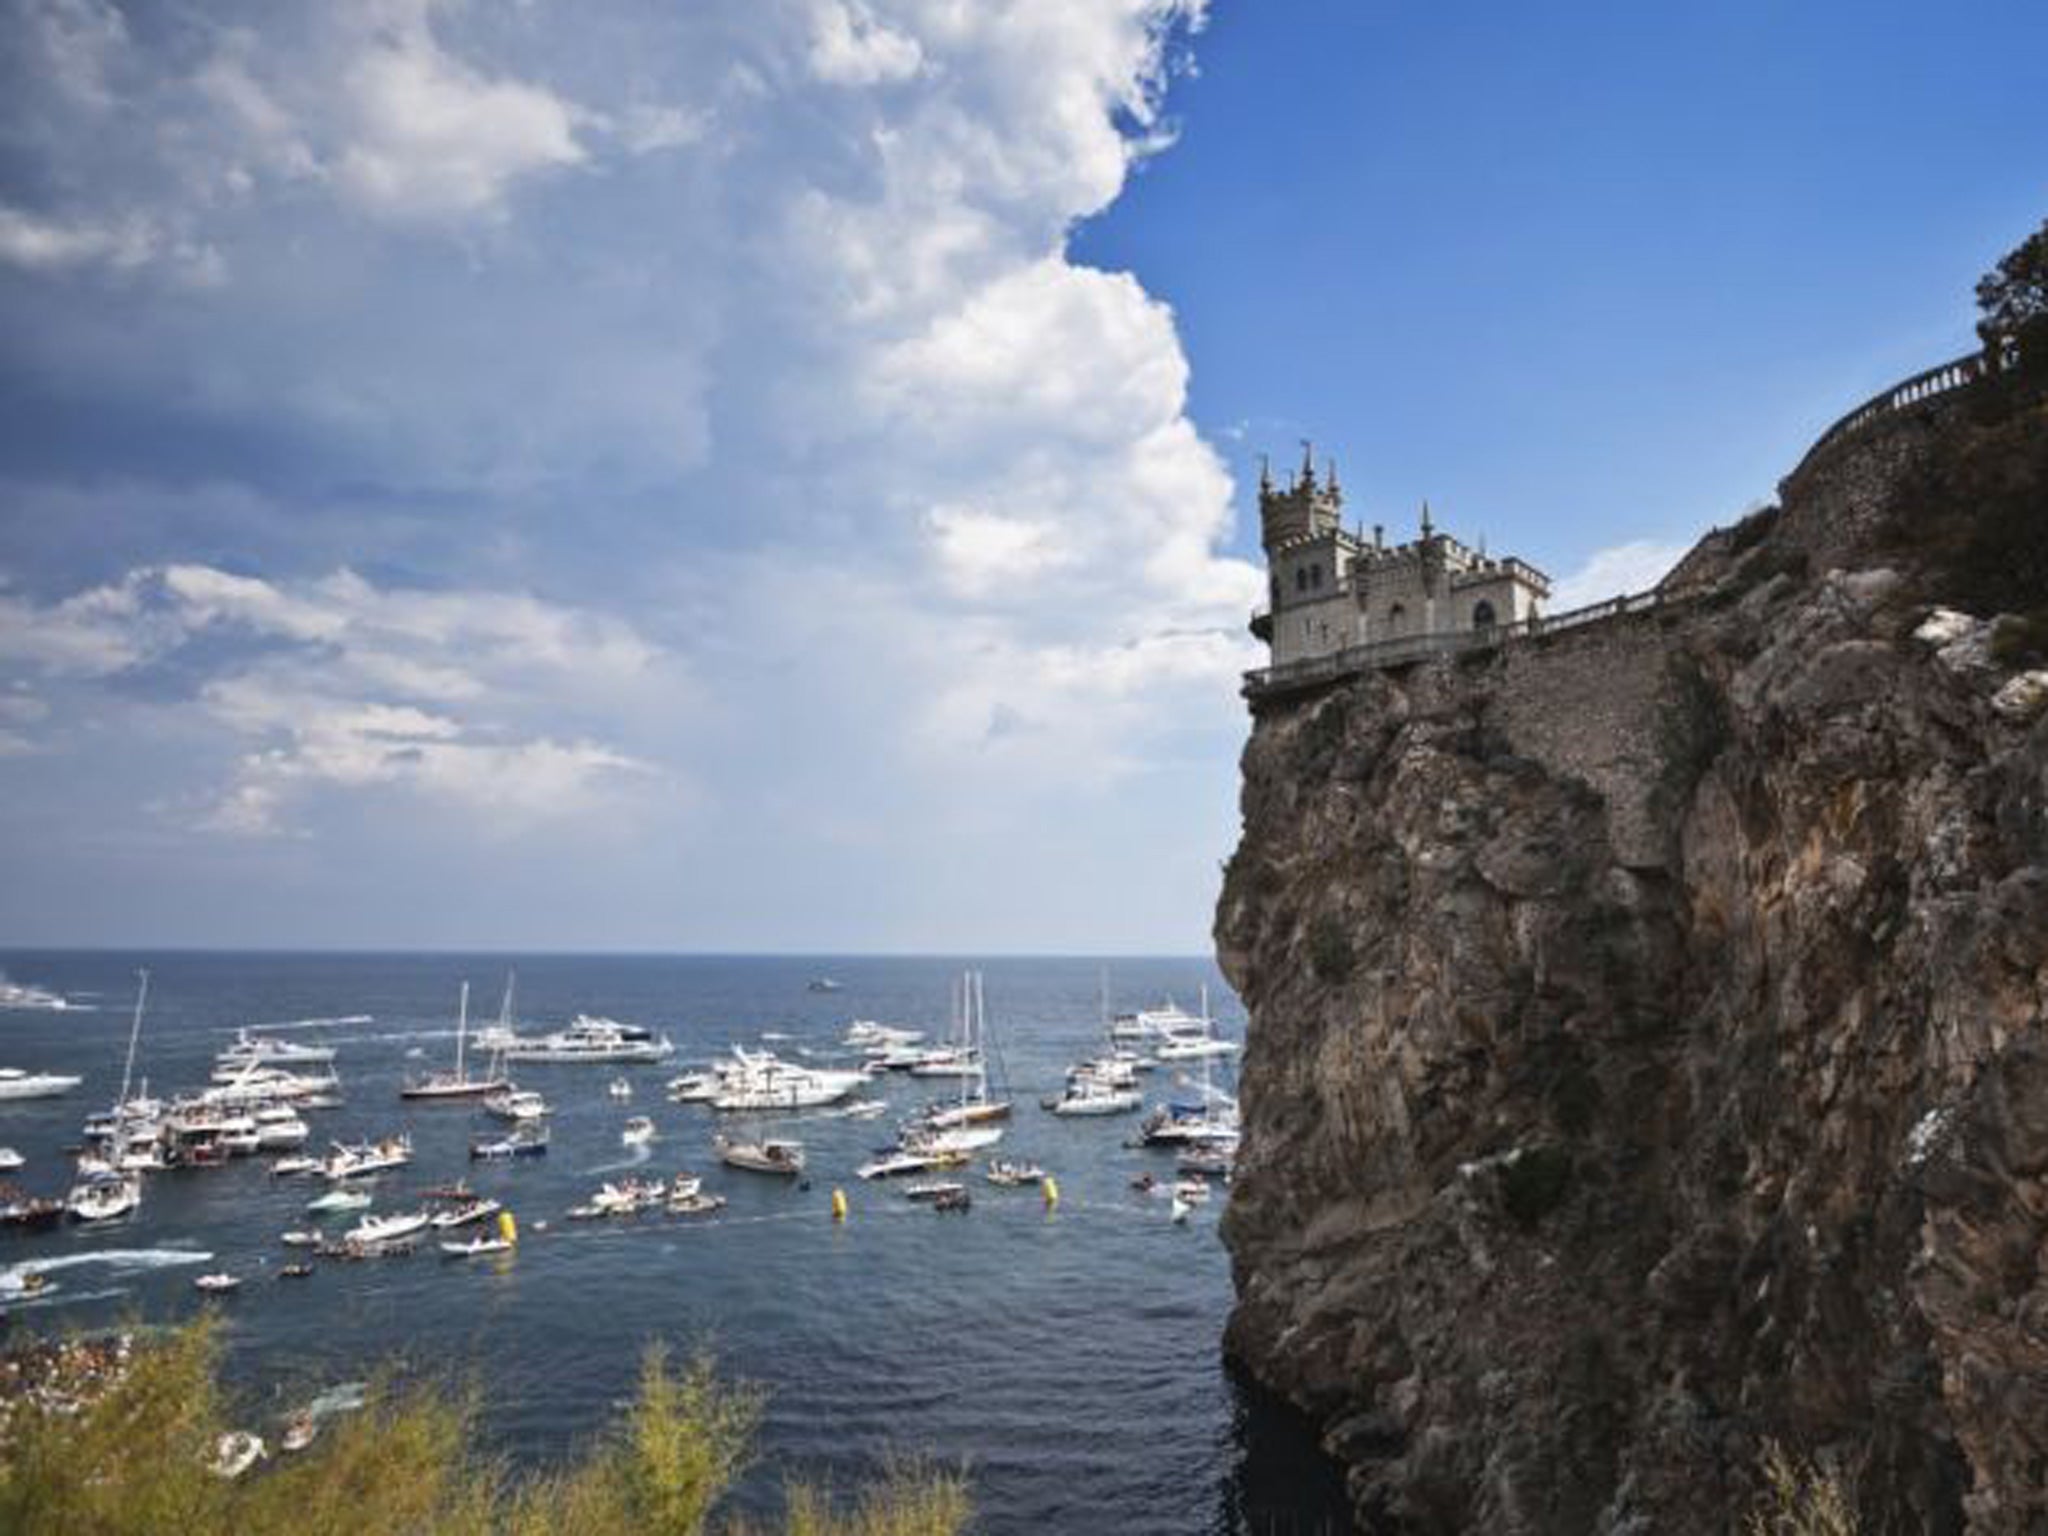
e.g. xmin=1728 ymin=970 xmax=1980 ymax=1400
xmin=117 ymin=967 xmax=149 ymax=1108
xmin=456 ymin=981 xmax=469 ymax=1082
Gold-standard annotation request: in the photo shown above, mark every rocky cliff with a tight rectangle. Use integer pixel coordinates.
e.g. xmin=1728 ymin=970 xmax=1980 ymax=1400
xmin=1215 ymin=375 xmax=2048 ymax=1533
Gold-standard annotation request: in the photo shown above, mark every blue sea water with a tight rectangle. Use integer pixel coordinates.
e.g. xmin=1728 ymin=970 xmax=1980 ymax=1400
xmin=0 ymin=951 xmax=1348 ymax=1534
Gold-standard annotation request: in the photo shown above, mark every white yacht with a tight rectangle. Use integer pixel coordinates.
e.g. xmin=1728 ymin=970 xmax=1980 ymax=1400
xmin=66 ymin=1172 xmax=141 ymax=1222
xmin=844 ymin=1020 xmax=924 ymax=1050
xmin=0 ymin=1148 xmax=22 ymax=1172
xmin=253 ymin=1106 xmax=310 ymax=1150
xmin=709 ymin=1047 xmax=864 ymax=1111
xmin=1110 ymin=999 xmax=1208 ymax=1044
xmin=502 ymin=1016 xmax=674 ymax=1064
xmin=483 ymin=1087 xmax=549 ymax=1122
xmin=0 ymin=975 xmax=86 ymax=1011
xmin=0 ymin=1068 xmax=83 ymax=1100
xmin=621 ymin=1116 xmax=655 ymax=1146
xmin=713 ymin=1133 xmax=805 ymax=1175
xmin=1047 ymin=1077 xmax=1143 ymax=1116
xmin=214 ymin=1029 xmax=337 ymax=1074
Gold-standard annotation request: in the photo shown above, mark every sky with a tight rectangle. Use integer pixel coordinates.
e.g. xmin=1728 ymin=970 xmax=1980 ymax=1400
xmin=0 ymin=1 xmax=2041 ymax=954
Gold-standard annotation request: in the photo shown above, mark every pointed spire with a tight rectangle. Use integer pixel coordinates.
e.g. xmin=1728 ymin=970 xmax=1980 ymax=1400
xmin=1420 ymin=499 xmax=1434 ymax=539
xmin=1326 ymin=457 xmax=1340 ymax=496
xmin=1298 ymin=439 xmax=1315 ymax=490
xmin=1258 ymin=453 xmax=1272 ymax=496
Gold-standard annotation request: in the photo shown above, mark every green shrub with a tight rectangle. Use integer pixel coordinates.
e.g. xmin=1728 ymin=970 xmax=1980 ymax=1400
xmin=0 ymin=1324 xmax=969 ymax=1536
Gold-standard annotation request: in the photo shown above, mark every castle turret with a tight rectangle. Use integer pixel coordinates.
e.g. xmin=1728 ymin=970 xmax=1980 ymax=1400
xmin=1259 ymin=442 xmax=1345 ymax=555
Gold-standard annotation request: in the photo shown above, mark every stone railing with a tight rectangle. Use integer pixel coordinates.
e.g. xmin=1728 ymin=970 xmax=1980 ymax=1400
xmin=1244 ymin=582 xmax=1713 ymax=699
xmin=1786 ymin=338 xmax=2022 ymax=484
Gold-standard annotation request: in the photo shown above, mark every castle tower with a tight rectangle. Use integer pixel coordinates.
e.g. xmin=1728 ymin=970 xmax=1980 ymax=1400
xmin=1259 ymin=442 xmax=1344 ymax=555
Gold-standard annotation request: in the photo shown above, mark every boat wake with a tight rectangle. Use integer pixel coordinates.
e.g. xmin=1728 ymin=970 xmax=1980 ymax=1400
xmin=5 ymin=1247 xmax=216 ymax=1282
xmin=235 ymin=1014 xmax=375 ymax=1032
xmin=305 ymin=1381 xmax=368 ymax=1419
xmin=580 ymin=1143 xmax=654 ymax=1176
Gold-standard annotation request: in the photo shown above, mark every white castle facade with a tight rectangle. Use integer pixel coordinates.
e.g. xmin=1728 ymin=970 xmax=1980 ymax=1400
xmin=1253 ymin=449 xmax=1552 ymax=667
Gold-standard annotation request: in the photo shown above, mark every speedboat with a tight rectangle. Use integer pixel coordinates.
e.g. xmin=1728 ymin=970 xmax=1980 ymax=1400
xmin=708 ymin=1048 xmax=865 ymax=1112
xmin=344 ymin=1210 xmax=430 ymax=1246
xmin=665 ymin=1069 xmax=724 ymax=1103
xmin=855 ymin=1146 xmax=961 ymax=1180
xmin=906 ymin=1047 xmax=982 ymax=1079
xmin=621 ymin=1116 xmax=655 ymax=1146
xmin=807 ymin=977 xmax=843 ymax=993
xmin=440 ymin=1234 xmax=512 ymax=1259
xmin=430 ymin=1197 xmax=503 ymax=1230
xmin=66 ymin=1173 xmax=141 ymax=1222
xmin=609 ymin=1077 xmax=633 ymax=1101
xmin=271 ymin=1154 xmax=321 ymax=1177
xmin=502 ymin=1016 xmax=674 ymax=1064
xmin=209 ymin=1431 xmax=265 ymax=1480
xmin=280 ymin=1229 xmax=321 ymax=1247
xmin=713 ymin=1134 xmax=804 ymax=1175
xmin=985 ymin=1159 xmax=1047 ymax=1187
xmin=214 ymin=1029 xmax=337 ymax=1073
xmin=193 ymin=1272 xmax=241 ymax=1295
xmin=470 ymin=1128 xmax=548 ymax=1160
xmin=0 ymin=1148 xmax=23 ymax=1173
xmin=844 ymin=1020 xmax=922 ymax=1050
xmin=1047 ymin=1079 xmax=1143 ymax=1116
xmin=932 ymin=1186 xmax=972 ymax=1213
xmin=0 ymin=977 xmax=81 ymax=1011
xmin=281 ymin=1412 xmax=318 ymax=1452
xmin=903 ymin=1179 xmax=966 ymax=1203
xmin=320 ymin=1135 xmax=412 ymax=1180
xmin=306 ymin=1188 xmax=373 ymax=1214
xmin=253 ymin=1106 xmax=311 ymax=1150
xmin=0 ymin=1068 xmax=83 ymax=1100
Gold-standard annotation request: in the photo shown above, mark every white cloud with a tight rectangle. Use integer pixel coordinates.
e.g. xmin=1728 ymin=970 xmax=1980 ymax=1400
xmin=333 ymin=4 xmax=587 ymax=221
xmin=0 ymin=204 xmax=157 ymax=273
xmin=1547 ymin=538 xmax=1691 ymax=610
xmin=809 ymin=0 xmax=924 ymax=87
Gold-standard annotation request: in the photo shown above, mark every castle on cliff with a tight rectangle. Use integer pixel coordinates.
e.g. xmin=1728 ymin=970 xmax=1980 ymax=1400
xmin=1253 ymin=447 xmax=1552 ymax=667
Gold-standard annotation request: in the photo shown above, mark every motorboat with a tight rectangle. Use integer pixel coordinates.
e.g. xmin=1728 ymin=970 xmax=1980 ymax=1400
xmin=568 ymin=1177 xmax=667 ymax=1219
xmin=253 ymin=1106 xmax=311 ymax=1150
xmin=483 ymin=1088 xmax=549 ymax=1123
xmin=985 ymin=1159 xmax=1047 ymax=1187
xmin=807 ymin=977 xmax=844 ymax=993
xmin=0 ymin=1148 xmax=22 ymax=1173
xmin=344 ymin=1210 xmax=431 ymax=1246
xmin=214 ymin=1029 xmax=337 ymax=1074
xmin=470 ymin=1128 xmax=548 ymax=1160
xmin=844 ymin=1020 xmax=922 ymax=1050
xmin=0 ymin=1068 xmax=83 ymax=1100
xmin=609 ymin=1077 xmax=633 ymax=1101
xmin=1173 ymin=1177 xmax=1212 ymax=1204
xmin=193 ymin=1272 xmax=241 ymax=1294
xmin=1177 ymin=1142 xmax=1237 ymax=1178
xmin=1047 ymin=1078 xmax=1143 ymax=1117
xmin=281 ymin=1412 xmax=318 ymax=1452
xmin=400 ymin=982 xmax=508 ymax=1100
xmin=67 ymin=1173 xmax=141 ymax=1222
xmin=502 ymin=1016 xmax=674 ymax=1064
xmin=440 ymin=1234 xmax=513 ymax=1258
xmin=932 ymin=1186 xmax=971 ymax=1213
xmin=0 ymin=976 xmax=81 ymax=1011
xmin=906 ymin=1047 xmax=982 ymax=1079
xmin=709 ymin=1048 xmax=865 ymax=1112
xmin=271 ymin=1154 xmax=321 ymax=1177
xmin=713 ymin=1134 xmax=804 ymax=1176
xmin=1153 ymin=1031 xmax=1240 ymax=1062
xmin=902 ymin=1179 xmax=967 ymax=1202
xmin=668 ymin=1187 xmax=726 ymax=1216
xmin=904 ymin=1122 xmax=1002 ymax=1156
xmin=320 ymin=1136 xmax=413 ymax=1180
xmin=306 ymin=1188 xmax=373 ymax=1214
xmin=0 ymin=1189 xmax=64 ymax=1230
xmin=621 ymin=1116 xmax=655 ymax=1146
xmin=429 ymin=1196 xmax=503 ymax=1230
xmin=209 ymin=1431 xmax=265 ymax=1480
xmin=855 ymin=1146 xmax=963 ymax=1180
xmin=280 ymin=1229 xmax=321 ymax=1247
xmin=1111 ymin=998 xmax=1208 ymax=1044
xmin=665 ymin=1069 xmax=724 ymax=1103
xmin=279 ymin=1263 xmax=314 ymax=1280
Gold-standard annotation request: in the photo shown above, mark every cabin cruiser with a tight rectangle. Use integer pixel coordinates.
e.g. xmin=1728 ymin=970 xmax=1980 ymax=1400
xmin=254 ymin=1106 xmax=311 ymax=1150
xmin=0 ymin=1068 xmax=83 ymax=1100
xmin=1152 ymin=1029 xmax=1240 ymax=1062
xmin=844 ymin=1020 xmax=923 ymax=1050
xmin=985 ymin=1159 xmax=1047 ymax=1187
xmin=906 ymin=1046 xmax=982 ymax=1079
xmin=502 ymin=1016 xmax=674 ymax=1064
xmin=713 ymin=1134 xmax=805 ymax=1176
xmin=855 ymin=1145 xmax=966 ymax=1181
xmin=306 ymin=1188 xmax=372 ymax=1214
xmin=197 ymin=1066 xmax=340 ymax=1107
xmin=429 ymin=1195 xmax=502 ymax=1230
xmin=0 ymin=1148 xmax=21 ymax=1173
xmin=320 ymin=1135 xmax=412 ymax=1180
xmin=665 ymin=1068 xmax=724 ymax=1103
xmin=1047 ymin=1077 xmax=1143 ymax=1116
xmin=0 ymin=977 xmax=81 ymax=1011
xmin=621 ymin=1116 xmax=655 ymax=1145
xmin=569 ymin=1176 xmax=669 ymax=1219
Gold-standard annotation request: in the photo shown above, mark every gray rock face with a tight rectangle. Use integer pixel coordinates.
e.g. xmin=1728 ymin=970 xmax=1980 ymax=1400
xmin=1216 ymin=431 xmax=2048 ymax=1531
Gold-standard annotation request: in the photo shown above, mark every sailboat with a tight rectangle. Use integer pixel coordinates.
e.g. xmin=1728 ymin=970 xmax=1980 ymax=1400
xmin=400 ymin=982 xmax=507 ymax=1100
xmin=922 ymin=970 xmax=1011 ymax=1130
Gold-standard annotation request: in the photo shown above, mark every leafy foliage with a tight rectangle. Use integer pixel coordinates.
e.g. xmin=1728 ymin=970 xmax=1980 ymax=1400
xmin=1977 ymin=217 xmax=2048 ymax=360
xmin=0 ymin=1324 xmax=967 ymax=1536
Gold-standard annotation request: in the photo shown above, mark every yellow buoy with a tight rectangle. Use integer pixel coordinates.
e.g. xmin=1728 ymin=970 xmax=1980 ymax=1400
xmin=1042 ymin=1176 xmax=1059 ymax=1208
xmin=498 ymin=1211 xmax=518 ymax=1245
xmin=831 ymin=1188 xmax=848 ymax=1222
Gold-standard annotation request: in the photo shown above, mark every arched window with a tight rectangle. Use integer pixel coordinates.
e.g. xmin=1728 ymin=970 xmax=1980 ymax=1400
xmin=1472 ymin=599 xmax=1497 ymax=629
xmin=1295 ymin=567 xmax=1307 ymax=593
xmin=1310 ymin=563 xmax=1324 ymax=589
xmin=1388 ymin=602 xmax=1406 ymax=630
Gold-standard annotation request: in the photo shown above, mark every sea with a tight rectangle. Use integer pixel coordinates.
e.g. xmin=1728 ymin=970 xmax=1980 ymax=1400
xmin=0 ymin=951 xmax=1349 ymax=1535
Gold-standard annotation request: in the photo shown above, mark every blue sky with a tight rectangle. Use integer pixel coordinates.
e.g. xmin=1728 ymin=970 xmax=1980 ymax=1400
xmin=0 ymin=0 xmax=2041 ymax=953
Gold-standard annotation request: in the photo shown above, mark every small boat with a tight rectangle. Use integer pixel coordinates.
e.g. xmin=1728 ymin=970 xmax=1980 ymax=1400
xmin=281 ymin=1412 xmax=318 ymax=1452
xmin=856 ymin=1147 xmax=963 ymax=1181
xmin=621 ymin=1116 xmax=655 ymax=1146
xmin=344 ymin=1210 xmax=431 ymax=1246
xmin=668 ymin=1189 xmax=726 ymax=1216
xmin=932 ymin=1187 xmax=971 ymax=1213
xmin=984 ymin=1159 xmax=1046 ymax=1187
xmin=483 ymin=1088 xmax=549 ymax=1123
xmin=280 ymin=1229 xmax=322 ymax=1247
xmin=470 ymin=1128 xmax=548 ymax=1160
xmin=429 ymin=1197 xmax=502 ymax=1230
xmin=0 ymin=1148 xmax=23 ymax=1172
xmin=0 ymin=1191 xmax=64 ymax=1231
xmin=209 ymin=1431 xmax=265 ymax=1480
xmin=903 ymin=1180 xmax=967 ymax=1203
xmin=1170 ymin=1192 xmax=1192 ymax=1224
xmin=320 ymin=1135 xmax=412 ymax=1180
xmin=839 ymin=1100 xmax=888 ymax=1121
xmin=439 ymin=1235 xmax=512 ymax=1259
xmin=279 ymin=1263 xmax=314 ymax=1280
xmin=270 ymin=1154 xmax=321 ymax=1178
xmin=66 ymin=1173 xmax=141 ymax=1222
xmin=0 ymin=1068 xmax=84 ymax=1101
xmin=306 ymin=1188 xmax=372 ymax=1214
xmin=807 ymin=977 xmax=844 ymax=993
xmin=1173 ymin=1178 xmax=1211 ymax=1204
xmin=714 ymin=1134 xmax=804 ymax=1176
xmin=666 ymin=1069 xmax=723 ymax=1103
xmin=193 ymin=1272 xmax=241 ymax=1294
xmin=609 ymin=1077 xmax=633 ymax=1101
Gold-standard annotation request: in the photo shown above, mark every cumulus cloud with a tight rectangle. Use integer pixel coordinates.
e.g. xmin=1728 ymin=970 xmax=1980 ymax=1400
xmin=0 ymin=204 xmax=159 ymax=273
